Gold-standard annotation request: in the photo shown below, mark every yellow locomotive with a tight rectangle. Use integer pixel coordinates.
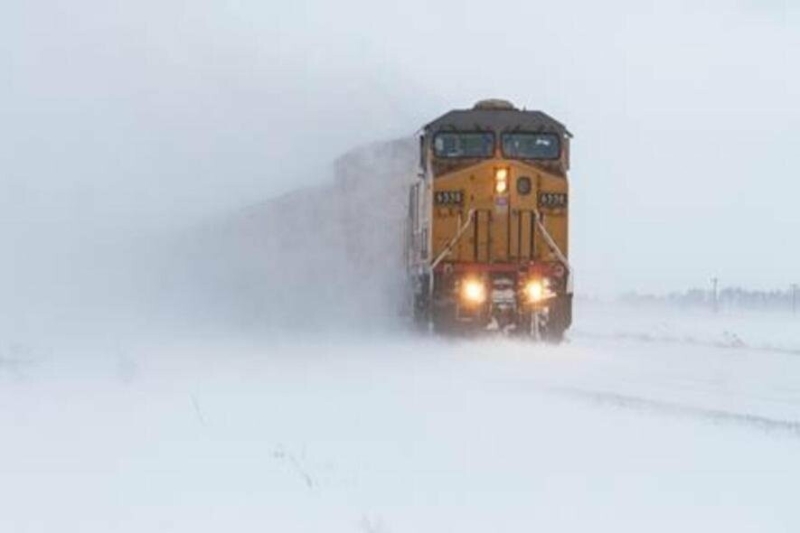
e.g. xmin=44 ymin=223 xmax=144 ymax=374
xmin=406 ymin=99 xmax=573 ymax=340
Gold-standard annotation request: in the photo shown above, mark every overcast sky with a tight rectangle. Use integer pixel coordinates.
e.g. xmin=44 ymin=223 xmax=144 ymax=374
xmin=2 ymin=0 xmax=799 ymax=295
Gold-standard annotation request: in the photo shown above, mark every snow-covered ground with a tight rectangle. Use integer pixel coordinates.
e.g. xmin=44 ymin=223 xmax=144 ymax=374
xmin=575 ymin=300 xmax=800 ymax=355
xmin=3 ymin=140 xmax=798 ymax=532
xmin=2 ymin=304 xmax=800 ymax=533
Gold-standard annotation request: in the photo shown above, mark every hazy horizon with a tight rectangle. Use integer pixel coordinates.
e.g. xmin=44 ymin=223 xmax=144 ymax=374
xmin=3 ymin=0 xmax=799 ymax=298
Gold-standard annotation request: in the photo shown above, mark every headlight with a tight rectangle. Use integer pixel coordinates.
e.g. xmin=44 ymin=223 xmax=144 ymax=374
xmin=525 ymin=279 xmax=555 ymax=303
xmin=495 ymin=168 xmax=509 ymax=194
xmin=525 ymin=280 xmax=545 ymax=302
xmin=461 ymin=279 xmax=486 ymax=304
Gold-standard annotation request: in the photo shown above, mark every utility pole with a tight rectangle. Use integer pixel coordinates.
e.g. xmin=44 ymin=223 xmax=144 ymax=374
xmin=792 ymin=284 xmax=798 ymax=316
xmin=711 ymin=277 xmax=719 ymax=314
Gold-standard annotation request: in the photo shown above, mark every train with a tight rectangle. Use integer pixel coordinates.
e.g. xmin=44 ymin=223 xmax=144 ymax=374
xmin=406 ymin=99 xmax=573 ymax=341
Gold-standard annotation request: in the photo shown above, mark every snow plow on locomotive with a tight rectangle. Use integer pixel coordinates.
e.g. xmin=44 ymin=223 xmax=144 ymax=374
xmin=406 ymin=100 xmax=573 ymax=341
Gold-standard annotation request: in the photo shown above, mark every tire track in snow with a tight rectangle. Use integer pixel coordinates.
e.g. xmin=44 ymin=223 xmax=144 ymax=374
xmin=572 ymin=330 xmax=800 ymax=357
xmin=554 ymin=386 xmax=800 ymax=438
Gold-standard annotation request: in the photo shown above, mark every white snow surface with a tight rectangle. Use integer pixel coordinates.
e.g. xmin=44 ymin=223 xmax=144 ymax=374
xmin=2 ymin=305 xmax=800 ymax=533
xmin=3 ymin=140 xmax=799 ymax=532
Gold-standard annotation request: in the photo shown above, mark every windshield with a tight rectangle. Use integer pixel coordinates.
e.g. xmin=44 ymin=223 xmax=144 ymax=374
xmin=501 ymin=132 xmax=560 ymax=160
xmin=433 ymin=132 xmax=494 ymax=158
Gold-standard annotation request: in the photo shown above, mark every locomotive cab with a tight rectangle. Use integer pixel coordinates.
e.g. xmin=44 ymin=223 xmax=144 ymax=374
xmin=407 ymin=100 xmax=573 ymax=341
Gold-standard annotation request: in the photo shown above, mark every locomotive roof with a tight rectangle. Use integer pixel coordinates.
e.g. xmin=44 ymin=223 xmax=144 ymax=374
xmin=425 ymin=107 xmax=571 ymax=138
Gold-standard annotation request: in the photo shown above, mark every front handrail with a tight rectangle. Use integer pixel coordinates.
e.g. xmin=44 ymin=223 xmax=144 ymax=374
xmin=532 ymin=208 xmax=573 ymax=291
xmin=531 ymin=209 xmax=569 ymax=270
xmin=426 ymin=207 xmax=573 ymax=292
xmin=429 ymin=209 xmax=476 ymax=271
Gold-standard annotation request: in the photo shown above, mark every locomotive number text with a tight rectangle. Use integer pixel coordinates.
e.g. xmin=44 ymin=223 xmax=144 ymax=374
xmin=435 ymin=190 xmax=464 ymax=205
xmin=538 ymin=192 xmax=568 ymax=209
